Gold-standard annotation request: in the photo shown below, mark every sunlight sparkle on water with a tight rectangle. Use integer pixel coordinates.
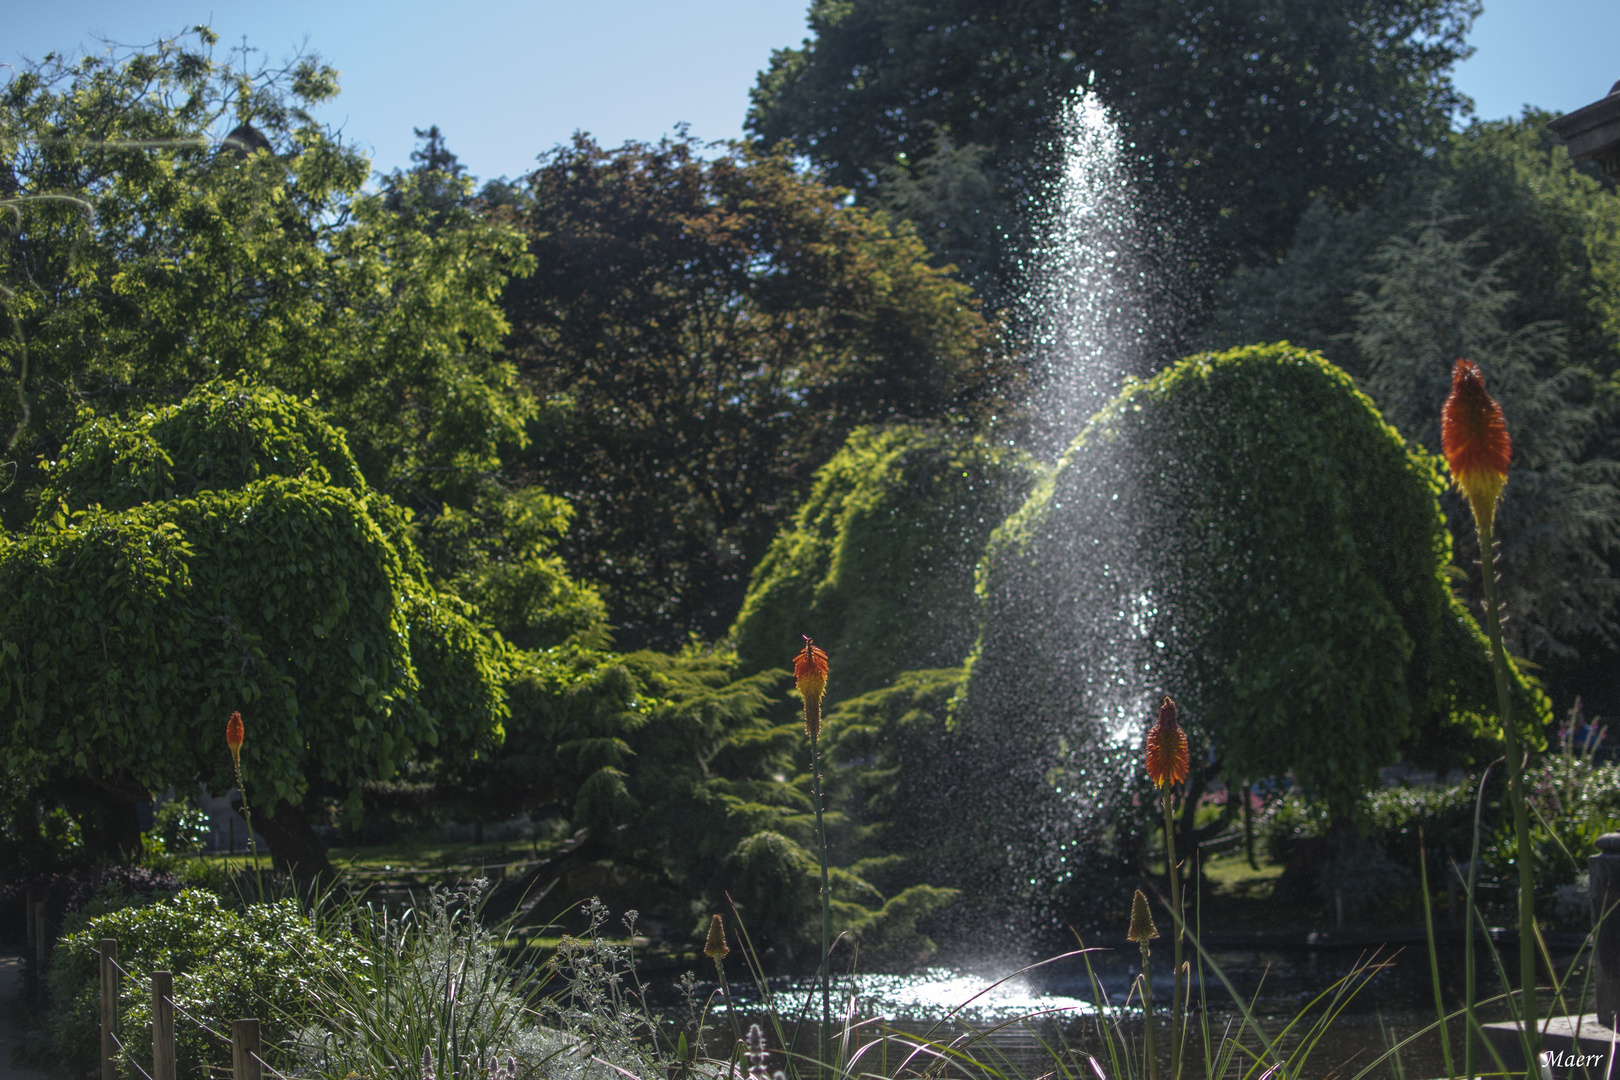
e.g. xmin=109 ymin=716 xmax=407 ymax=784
xmin=843 ymin=968 xmax=1098 ymax=1021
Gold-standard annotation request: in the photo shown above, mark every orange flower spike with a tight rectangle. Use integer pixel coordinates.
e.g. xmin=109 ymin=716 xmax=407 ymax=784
xmin=1441 ymin=358 xmax=1512 ymax=529
xmin=1144 ymin=695 xmax=1189 ymax=789
xmin=794 ymin=635 xmax=830 ymax=740
xmin=226 ymin=711 xmax=245 ymax=770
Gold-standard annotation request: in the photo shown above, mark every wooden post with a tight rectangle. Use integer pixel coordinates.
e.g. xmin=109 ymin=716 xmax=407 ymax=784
xmin=32 ymin=901 xmax=47 ymax=1005
xmin=98 ymin=938 xmax=117 ymax=1080
xmin=231 ymin=1017 xmax=262 ymax=1080
xmin=33 ymin=901 xmax=47 ymax=967
xmin=1590 ymin=832 xmax=1620 ymax=1025
xmin=23 ymin=890 xmax=32 ymax=945
xmin=152 ymin=970 xmax=175 ymax=1080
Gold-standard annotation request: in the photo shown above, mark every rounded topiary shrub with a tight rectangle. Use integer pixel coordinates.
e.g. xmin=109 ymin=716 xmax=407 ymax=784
xmin=730 ymin=423 xmax=1040 ymax=702
xmin=951 ymin=343 xmax=1548 ymax=919
xmin=727 ymin=830 xmax=820 ymax=961
xmin=1 ymin=381 xmax=508 ymax=872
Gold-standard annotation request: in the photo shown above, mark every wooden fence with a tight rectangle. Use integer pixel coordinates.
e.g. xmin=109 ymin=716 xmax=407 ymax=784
xmin=95 ymin=937 xmax=271 ymax=1080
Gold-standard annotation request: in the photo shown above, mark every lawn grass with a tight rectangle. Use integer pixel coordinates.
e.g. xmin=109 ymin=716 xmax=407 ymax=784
xmin=192 ymin=834 xmax=555 ymax=879
xmin=1202 ymin=848 xmax=1284 ymax=898
xmin=324 ymin=836 xmax=542 ymax=873
xmin=1189 ymin=848 xmax=1329 ymax=935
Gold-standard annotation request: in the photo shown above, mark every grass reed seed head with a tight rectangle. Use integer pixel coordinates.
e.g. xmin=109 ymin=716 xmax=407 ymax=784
xmin=1127 ymin=888 xmax=1159 ymax=943
xmin=703 ymin=913 xmax=729 ymax=959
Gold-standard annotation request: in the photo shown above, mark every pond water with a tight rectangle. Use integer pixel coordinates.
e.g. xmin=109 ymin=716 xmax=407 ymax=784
xmin=663 ymin=940 xmax=1590 ymax=1080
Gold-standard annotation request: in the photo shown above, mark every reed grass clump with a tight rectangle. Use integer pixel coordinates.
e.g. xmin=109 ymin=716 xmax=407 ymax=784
xmin=290 ymin=887 xmax=667 ymax=1080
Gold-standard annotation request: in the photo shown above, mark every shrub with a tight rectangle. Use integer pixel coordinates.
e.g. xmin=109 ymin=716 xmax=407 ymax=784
xmin=731 ymin=424 xmax=1040 ymax=704
xmin=1264 ymin=755 xmax=1620 ymax=919
xmin=43 ymin=888 xmax=366 ymax=1078
xmin=153 ymin=799 xmax=211 ymax=857
xmin=954 ymin=344 xmax=1548 ymax=922
xmin=0 ymin=866 xmax=182 ymax=950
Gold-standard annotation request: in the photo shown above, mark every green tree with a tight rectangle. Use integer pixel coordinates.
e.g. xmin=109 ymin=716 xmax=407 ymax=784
xmin=502 ymin=134 xmax=1006 ymax=647
xmin=730 ymin=423 xmax=1040 ymax=701
xmin=1195 ymin=190 xmax=1411 ymax=358
xmin=1351 ymin=207 xmax=1620 ymax=662
xmin=749 ymin=0 xmax=1476 ymax=293
xmin=1199 ymin=113 xmax=1620 ymax=378
xmin=1444 ymin=112 xmax=1620 ymax=379
xmin=0 ymin=382 xmax=508 ymax=872
xmin=415 ymin=485 xmax=608 ymax=652
xmin=953 ymin=344 xmax=1546 ymax=915
xmin=0 ymin=29 xmax=534 ymax=519
xmin=382 ymin=124 xmax=470 ymax=230
xmin=1195 ymin=111 xmax=1620 ymax=704
xmin=875 ymin=129 xmax=1011 ymax=302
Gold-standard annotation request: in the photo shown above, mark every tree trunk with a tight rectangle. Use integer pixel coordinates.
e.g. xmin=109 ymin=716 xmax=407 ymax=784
xmin=235 ymin=797 xmax=333 ymax=879
xmin=1174 ymin=764 xmax=1239 ymax=883
xmin=57 ymin=784 xmax=142 ymax=861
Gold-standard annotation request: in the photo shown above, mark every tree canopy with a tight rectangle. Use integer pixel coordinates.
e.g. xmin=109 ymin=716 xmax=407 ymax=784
xmin=1200 ymin=114 xmax=1620 ymax=668
xmin=0 ymin=382 xmax=508 ymax=872
xmin=951 ymin=344 xmax=1546 ymax=914
xmin=0 ymin=29 xmax=534 ymax=519
xmin=502 ymin=134 xmax=1008 ymax=647
xmin=748 ymin=0 xmax=1477 ymax=299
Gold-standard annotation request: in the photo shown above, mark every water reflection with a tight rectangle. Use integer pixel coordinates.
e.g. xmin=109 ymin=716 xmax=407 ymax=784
xmin=665 ymin=942 xmax=1588 ymax=1079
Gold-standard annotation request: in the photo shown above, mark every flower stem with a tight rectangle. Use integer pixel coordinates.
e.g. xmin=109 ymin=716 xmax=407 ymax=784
xmin=1162 ymin=790 xmax=1183 ymax=1065
xmin=714 ymin=957 xmax=742 ymax=1049
xmin=1462 ymin=762 xmax=1495 ymax=1080
xmin=1478 ymin=514 xmax=1537 ymax=1056
xmin=1418 ymin=828 xmax=1456 ymax=1080
xmin=810 ymin=727 xmax=832 ymax=1074
xmin=1139 ymin=946 xmax=1159 ymax=1080
xmin=231 ymin=762 xmax=265 ymax=902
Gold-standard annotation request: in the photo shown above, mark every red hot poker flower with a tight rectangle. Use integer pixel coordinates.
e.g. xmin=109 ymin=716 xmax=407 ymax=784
xmin=794 ymin=636 xmax=830 ymax=740
xmin=1145 ymin=696 xmax=1189 ymax=789
xmin=1441 ymin=358 xmax=1511 ymax=528
xmin=226 ymin=711 xmax=245 ymax=770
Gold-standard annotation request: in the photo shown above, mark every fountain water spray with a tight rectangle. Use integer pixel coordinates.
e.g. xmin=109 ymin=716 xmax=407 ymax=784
xmin=953 ymin=89 xmax=1187 ymax=947
xmin=1022 ymin=89 xmax=1185 ymax=456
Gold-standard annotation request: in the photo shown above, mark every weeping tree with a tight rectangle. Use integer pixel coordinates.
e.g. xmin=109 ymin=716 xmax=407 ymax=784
xmin=950 ymin=343 xmax=1548 ymax=926
xmin=0 ymin=382 xmax=508 ymax=873
xmin=730 ymin=423 xmax=1040 ymax=702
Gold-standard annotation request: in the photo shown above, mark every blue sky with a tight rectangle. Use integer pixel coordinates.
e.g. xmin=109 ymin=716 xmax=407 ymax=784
xmin=8 ymin=1 xmax=1620 ymax=183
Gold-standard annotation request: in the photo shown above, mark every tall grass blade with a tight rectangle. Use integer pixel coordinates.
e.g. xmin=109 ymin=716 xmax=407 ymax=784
xmin=1419 ymin=827 xmax=1457 ymax=1078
